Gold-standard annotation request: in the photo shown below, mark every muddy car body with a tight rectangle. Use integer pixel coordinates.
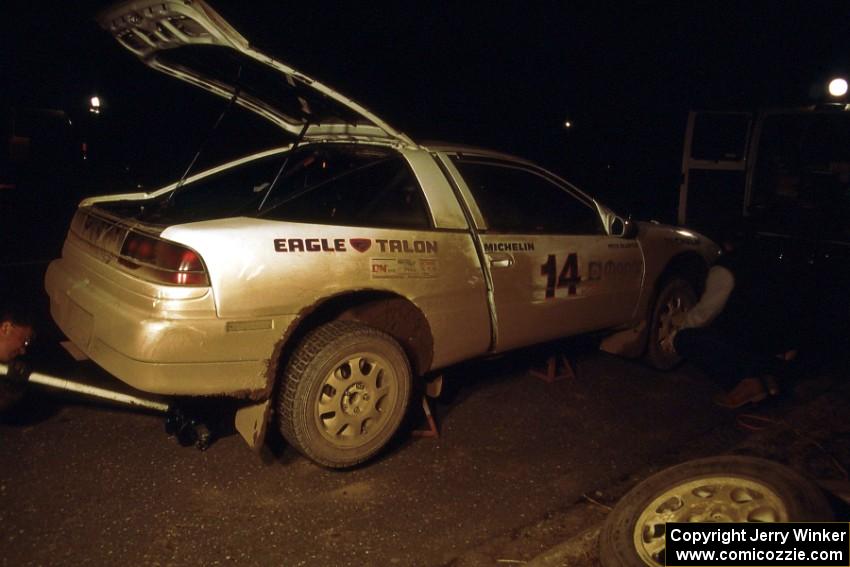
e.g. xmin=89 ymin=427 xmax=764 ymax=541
xmin=46 ymin=0 xmax=717 ymax=467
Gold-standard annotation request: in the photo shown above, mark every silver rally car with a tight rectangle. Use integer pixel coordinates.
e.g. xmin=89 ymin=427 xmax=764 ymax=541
xmin=46 ymin=0 xmax=717 ymax=467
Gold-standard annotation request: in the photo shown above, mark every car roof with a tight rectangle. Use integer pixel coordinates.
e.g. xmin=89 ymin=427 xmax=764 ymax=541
xmin=418 ymin=141 xmax=537 ymax=167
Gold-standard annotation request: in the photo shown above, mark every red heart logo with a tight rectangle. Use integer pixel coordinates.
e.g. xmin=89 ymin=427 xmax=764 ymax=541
xmin=349 ymin=238 xmax=372 ymax=253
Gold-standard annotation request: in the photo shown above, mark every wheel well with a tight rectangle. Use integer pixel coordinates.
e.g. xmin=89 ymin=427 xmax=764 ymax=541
xmin=335 ymin=294 xmax=434 ymax=376
xmin=631 ymin=252 xmax=708 ymax=361
xmin=271 ymin=291 xmax=433 ymax=392
xmin=655 ymin=252 xmax=709 ymax=297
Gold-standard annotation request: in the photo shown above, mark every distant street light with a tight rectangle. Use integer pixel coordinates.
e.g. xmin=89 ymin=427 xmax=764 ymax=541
xmin=89 ymin=95 xmax=102 ymax=114
xmin=563 ymin=120 xmax=573 ymax=129
xmin=828 ymin=78 xmax=848 ymax=98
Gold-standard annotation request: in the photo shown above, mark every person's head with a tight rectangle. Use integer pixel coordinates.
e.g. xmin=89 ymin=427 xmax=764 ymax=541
xmin=0 ymin=304 xmax=34 ymax=363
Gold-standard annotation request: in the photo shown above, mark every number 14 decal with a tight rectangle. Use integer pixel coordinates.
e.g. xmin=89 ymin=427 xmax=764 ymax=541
xmin=541 ymin=253 xmax=580 ymax=298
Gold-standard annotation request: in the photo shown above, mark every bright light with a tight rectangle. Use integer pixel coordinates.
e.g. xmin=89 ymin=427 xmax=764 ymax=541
xmin=89 ymin=95 xmax=101 ymax=114
xmin=828 ymin=78 xmax=848 ymax=97
xmin=564 ymin=121 xmax=573 ymax=129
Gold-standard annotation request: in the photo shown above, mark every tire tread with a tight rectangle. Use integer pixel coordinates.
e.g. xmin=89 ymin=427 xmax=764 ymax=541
xmin=277 ymin=321 xmax=411 ymax=468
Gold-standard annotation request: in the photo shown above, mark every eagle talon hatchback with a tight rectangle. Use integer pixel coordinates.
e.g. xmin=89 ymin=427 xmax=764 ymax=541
xmin=46 ymin=0 xmax=717 ymax=468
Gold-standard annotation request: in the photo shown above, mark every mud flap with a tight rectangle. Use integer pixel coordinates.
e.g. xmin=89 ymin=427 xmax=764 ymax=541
xmin=235 ymin=398 xmax=272 ymax=450
xmin=599 ymin=320 xmax=646 ymax=358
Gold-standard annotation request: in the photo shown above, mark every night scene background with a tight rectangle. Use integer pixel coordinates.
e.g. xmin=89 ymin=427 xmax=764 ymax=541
xmin=2 ymin=1 xmax=850 ymax=263
xmin=3 ymin=5 xmax=850 ymax=564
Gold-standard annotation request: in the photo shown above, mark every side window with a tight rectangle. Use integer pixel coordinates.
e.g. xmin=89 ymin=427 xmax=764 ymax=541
xmin=452 ymin=158 xmax=603 ymax=234
xmin=262 ymin=148 xmax=431 ymax=229
xmin=161 ymin=153 xmax=286 ymax=222
xmin=752 ymin=114 xmax=850 ymax=218
xmin=751 ymin=114 xmax=809 ymax=211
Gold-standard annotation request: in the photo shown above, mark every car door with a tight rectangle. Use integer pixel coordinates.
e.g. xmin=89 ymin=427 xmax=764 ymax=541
xmin=442 ymin=154 xmax=643 ymax=352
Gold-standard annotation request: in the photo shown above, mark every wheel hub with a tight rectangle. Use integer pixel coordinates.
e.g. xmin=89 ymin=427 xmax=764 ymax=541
xmin=314 ymin=353 xmax=397 ymax=448
xmin=341 ymin=382 xmax=372 ymax=415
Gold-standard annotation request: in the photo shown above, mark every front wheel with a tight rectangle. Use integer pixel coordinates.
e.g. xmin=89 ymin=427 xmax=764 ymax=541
xmin=277 ymin=321 xmax=412 ymax=468
xmin=644 ymin=277 xmax=696 ymax=370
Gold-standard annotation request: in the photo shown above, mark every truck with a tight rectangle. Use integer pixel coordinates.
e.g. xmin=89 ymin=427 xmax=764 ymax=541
xmin=678 ymin=104 xmax=850 ymax=352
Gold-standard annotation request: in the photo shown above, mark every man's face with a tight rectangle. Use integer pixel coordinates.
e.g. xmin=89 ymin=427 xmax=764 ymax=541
xmin=0 ymin=321 xmax=33 ymax=363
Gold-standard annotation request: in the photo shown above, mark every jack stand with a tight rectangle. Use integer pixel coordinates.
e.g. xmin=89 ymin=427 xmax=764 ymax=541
xmin=531 ymin=353 xmax=575 ymax=383
xmin=413 ymin=374 xmax=442 ymax=438
xmin=412 ymin=395 xmax=439 ymax=438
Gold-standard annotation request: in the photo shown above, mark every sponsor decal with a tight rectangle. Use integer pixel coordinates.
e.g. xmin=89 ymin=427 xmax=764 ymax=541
xmin=589 ymin=262 xmax=602 ymax=281
xmin=273 ymin=238 xmax=436 ymax=254
xmin=375 ymin=239 xmax=437 ymax=254
xmin=274 ymin=238 xmax=347 ymax=252
xmin=349 ymin=238 xmax=372 ymax=253
xmin=483 ymin=241 xmax=535 ymax=253
xmin=666 ymin=236 xmax=699 ymax=246
xmin=588 ymin=260 xmax=642 ymax=281
xmin=419 ymin=259 xmax=439 ymax=276
xmin=371 ymin=258 xmax=439 ymax=279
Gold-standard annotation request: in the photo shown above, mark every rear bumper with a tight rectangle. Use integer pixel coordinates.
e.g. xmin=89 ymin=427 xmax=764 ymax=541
xmin=45 ymin=242 xmax=294 ymax=397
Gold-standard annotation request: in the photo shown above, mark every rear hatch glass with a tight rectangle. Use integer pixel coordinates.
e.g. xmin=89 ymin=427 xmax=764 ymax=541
xmin=94 ymin=144 xmax=431 ymax=229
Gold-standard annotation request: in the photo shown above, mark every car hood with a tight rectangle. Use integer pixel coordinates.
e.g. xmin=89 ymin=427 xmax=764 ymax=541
xmin=637 ymin=221 xmax=720 ymax=259
xmin=97 ymin=0 xmax=415 ymax=146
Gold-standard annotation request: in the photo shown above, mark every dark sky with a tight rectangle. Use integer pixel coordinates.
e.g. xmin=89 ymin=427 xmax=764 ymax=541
xmin=3 ymin=1 xmax=849 ymax=218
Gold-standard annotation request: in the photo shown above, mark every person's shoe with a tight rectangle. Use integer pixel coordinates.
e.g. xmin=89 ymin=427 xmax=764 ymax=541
xmin=713 ymin=377 xmax=767 ymax=409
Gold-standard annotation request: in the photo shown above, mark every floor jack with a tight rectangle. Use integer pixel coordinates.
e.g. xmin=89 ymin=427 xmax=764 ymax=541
xmin=0 ymin=362 xmax=213 ymax=450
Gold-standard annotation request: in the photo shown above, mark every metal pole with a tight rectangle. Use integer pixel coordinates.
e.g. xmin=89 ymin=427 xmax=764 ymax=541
xmin=0 ymin=363 xmax=170 ymax=413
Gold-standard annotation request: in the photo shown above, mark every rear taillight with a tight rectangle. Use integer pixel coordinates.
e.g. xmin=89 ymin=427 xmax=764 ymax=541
xmin=119 ymin=232 xmax=209 ymax=286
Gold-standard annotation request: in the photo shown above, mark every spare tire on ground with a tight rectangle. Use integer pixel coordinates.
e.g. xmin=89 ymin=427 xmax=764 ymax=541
xmin=599 ymin=455 xmax=834 ymax=567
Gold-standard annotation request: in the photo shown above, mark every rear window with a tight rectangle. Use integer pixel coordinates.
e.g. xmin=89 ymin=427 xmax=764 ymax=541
xmin=131 ymin=145 xmax=431 ymax=229
xmin=260 ymin=146 xmax=431 ymax=229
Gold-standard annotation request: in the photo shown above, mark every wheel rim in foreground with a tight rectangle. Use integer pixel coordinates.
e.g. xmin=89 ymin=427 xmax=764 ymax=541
xmin=314 ymin=352 xmax=399 ymax=449
xmin=633 ymin=475 xmax=789 ymax=565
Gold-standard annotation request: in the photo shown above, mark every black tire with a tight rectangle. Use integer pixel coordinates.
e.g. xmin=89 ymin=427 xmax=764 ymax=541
xmin=644 ymin=277 xmax=696 ymax=370
xmin=599 ymin=456 xmax=834 ymax=567
xmin=277 ymin=321 xmax=412 ymax=468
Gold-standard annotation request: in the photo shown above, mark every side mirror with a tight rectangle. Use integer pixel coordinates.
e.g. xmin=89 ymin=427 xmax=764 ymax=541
xmin=593 ymin=200 xmax=639 ymax=238
xmin=611 ymin=216 xmax=638 ymax=238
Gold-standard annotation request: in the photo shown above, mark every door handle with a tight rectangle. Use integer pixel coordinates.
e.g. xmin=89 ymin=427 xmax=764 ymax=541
xmin=488 ymin=253 xmax=514 ymax=268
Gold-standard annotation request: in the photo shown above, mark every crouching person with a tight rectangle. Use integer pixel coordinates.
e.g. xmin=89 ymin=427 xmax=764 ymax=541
xmin=0 ymin=304 xmax=35 ymax=412
xmin=661 ymin=228 xmax=789 ymax=408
